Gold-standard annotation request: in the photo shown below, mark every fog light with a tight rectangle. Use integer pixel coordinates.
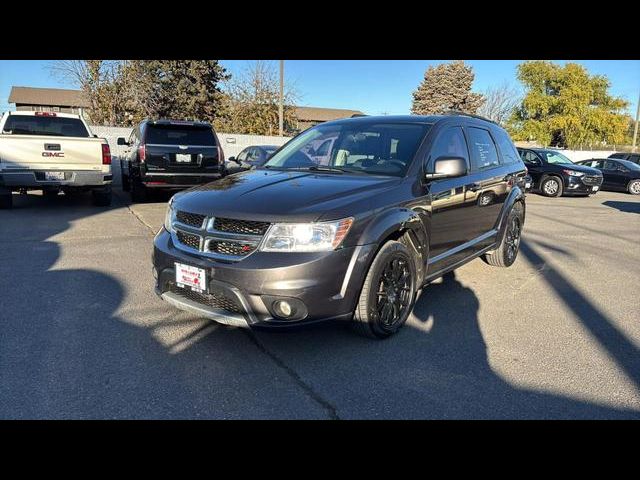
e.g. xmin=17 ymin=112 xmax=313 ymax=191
xmin=273 ymin=300 xmax=293 ymax=318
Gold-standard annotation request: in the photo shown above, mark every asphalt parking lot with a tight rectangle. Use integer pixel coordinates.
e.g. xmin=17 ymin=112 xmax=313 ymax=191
xmin=1 ymin=187 xmax=639 ymax=419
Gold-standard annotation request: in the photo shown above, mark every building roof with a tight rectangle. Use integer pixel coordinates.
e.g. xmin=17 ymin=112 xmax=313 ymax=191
xmin=8 ymin=86 xmax=90 ymax=108
xmin=294 ymin=106 xmax=364 ymax=122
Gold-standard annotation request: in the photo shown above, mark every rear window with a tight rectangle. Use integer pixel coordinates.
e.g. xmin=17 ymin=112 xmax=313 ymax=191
xmin=144 ymin=125 xmax=216 ymax=146
xmin=2 ymin=115 xmax=89 ymax=137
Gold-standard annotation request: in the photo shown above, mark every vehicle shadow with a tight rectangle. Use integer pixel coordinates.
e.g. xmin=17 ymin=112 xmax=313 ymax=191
xmin=249 ymin=269 xmax=639 ymax=419
xmin=602 ymin=200 xmax=640 ymax=214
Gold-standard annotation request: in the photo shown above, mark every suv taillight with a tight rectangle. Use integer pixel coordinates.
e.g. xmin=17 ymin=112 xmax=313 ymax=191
xmin=217 ymin=145 xmax=224 ymax=164
xmin=138 ymin=144 xmax=146 ymax=162
xmin=102 ymin=144 xmax=111 ymax=165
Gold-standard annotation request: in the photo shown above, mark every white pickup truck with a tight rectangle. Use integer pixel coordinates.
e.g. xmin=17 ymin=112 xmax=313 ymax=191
xmin=0 ymin=111 xmax=112 ymax=208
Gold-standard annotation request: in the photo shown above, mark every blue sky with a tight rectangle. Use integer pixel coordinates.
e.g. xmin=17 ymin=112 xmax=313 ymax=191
xmin=1 ymin=60 xmax=638 ymax=116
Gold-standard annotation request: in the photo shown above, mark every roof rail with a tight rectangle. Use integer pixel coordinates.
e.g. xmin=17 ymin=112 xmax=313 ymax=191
xmin=442 ymin=110 xmax=497 ymax=125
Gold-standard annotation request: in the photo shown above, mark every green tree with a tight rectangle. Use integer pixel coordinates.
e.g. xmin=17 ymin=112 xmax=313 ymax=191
xmin=411 ymin=61 xmax=485 ymax=115
xmin=508 ymin=61 xmax=629 ymax=149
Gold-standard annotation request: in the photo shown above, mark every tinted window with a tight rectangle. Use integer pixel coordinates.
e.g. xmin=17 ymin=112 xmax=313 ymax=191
xmin=609 ymin=153 xmax=626 ymax=159
xmin=493 ymin=129 xmax=520 ymax=165
xmin=467 ymin=127 xmax=500 ymax=171
xmin=581 ymin=160 xmax=603 ymax=169
xmin=629 ymin=154 xmax=640 ymax=164
xmin=265 ymin=122 xmax=430 ymax=177
xmin=428 ymin=127 xmax=469 ymax=167
xmin=145 ymin=125 xmax=216 ymax=146
xmin=619 ymin=159 xmax=640 ymax=171
xmin=2 ymin=115 xmax=89 ymax=137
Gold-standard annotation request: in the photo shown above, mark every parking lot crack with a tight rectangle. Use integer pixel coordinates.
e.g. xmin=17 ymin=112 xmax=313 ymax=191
xmin=242 ymin=330 xmax=341 ymax=420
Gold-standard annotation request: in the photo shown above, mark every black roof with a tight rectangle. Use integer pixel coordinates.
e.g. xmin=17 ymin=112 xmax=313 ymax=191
xmin=322 ymin=112 xmax=498 ymax=127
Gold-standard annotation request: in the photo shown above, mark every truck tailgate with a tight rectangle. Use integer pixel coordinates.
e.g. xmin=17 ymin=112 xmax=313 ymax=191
xmin=0 ymin=135 xmax=105 ymax=171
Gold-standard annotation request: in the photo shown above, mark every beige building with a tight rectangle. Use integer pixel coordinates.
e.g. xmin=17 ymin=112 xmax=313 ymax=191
xmin=8 ymin=86 xmax=90 ymax=115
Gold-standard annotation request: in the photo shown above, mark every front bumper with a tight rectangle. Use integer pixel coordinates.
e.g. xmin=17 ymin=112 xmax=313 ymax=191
xmin=153 ymin=228 xmax=377 ymax=328
xmin=0 ymin=169 xmax=112 ymax=188
xmin=563 ymin=175 xmax=603 ymax=195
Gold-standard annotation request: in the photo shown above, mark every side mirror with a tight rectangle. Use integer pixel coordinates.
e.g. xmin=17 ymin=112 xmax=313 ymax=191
xmin=117 ymin=137 xmax=128 ymax=146
xmin=228 ymin=156 xmax=240 ymax=164
xmin=425 ymin=156 xmax=468 ymax=180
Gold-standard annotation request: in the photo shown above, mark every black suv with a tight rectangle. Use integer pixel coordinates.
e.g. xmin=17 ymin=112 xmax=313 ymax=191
xmin=516 ymin=147 xmax=603 ymax=197
xmin=153 ymin=114 xmax=527 ymax=338
xmin=609 ymin=152 xmax=640 ymax=165
xmin=118 ymin=120 xmax=225 ymax=202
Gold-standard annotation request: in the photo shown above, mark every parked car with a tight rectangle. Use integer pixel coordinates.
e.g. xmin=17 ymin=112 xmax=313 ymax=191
xmin=609 ymin=152 xmax=640 ymax=165
xmin=153 ymin=113 xmax=528 ymax=338
xmin=516 ymin=147 xmax=603 ymax=197
xmin=0 ymin=111 xmax=112 ymax=209
xmin=575 ymin=158 xmax=640 ymax=195
xmin=118 ymin=119 xmax=225 ymax=202
xmin=227 ymin=145 xmax=279 ymax=173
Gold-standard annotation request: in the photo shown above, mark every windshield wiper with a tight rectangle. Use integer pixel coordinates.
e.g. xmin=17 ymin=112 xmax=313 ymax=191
xmin=307 ymin=165 xmax=346 ymax=174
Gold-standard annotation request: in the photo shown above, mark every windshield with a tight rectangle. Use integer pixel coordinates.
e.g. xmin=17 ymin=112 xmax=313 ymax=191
xmin=539 ymin=150 xmax=574 ymax=165
xmin=2 ymin=115 xmax=89 ymax=137
xmin=263 ymin=122 xmax=430 ymax=176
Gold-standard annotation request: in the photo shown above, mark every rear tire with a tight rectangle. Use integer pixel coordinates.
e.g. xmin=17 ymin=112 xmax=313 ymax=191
xmin=0 ymin=193 xmax=12 ymax=209
xmin=130 ymin=177 xmax=147 ymax=203
xmin=627 ymin=179 xmax=640 ymax=195
xmin=92 ymin=187 xmax=112 ymax=207
xmin=484 ymin=202 xmax=524 ymax=268
xmin=540 ymin=176 xmax=563 ymax=197
xmin=352 ymin=240 xmax=417 ymax=339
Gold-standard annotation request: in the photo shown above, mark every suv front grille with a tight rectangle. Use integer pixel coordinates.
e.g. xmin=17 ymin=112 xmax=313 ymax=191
xmin=168 ymin=282 xmax=244 ymax=314
xmin=176 ymin=230 xmax=201 ymax=250
xmin=172 ymin=210 xmax=270 ymax=261
xmin=213 ymin=217 xmax=270 ymax=235
xmin=582 ymin=175 xmax=603 ymax=186
xmin=176 ymin=211 xmax=206 ymax=228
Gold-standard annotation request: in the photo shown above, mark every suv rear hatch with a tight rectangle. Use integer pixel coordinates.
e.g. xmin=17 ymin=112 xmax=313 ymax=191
xmin=143 ymin=122 xmax=221 ymax=174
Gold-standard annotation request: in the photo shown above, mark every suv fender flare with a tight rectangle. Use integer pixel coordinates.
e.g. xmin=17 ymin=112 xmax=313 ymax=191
xmin=492 ymin=186 xmax=526 ymax=249
xmin=358 ymin=207 xmax=429 ymax=283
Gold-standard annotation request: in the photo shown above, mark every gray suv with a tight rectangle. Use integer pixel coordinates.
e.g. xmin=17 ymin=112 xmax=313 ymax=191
xmin=153 ymin=113 xmax=528 ymax=338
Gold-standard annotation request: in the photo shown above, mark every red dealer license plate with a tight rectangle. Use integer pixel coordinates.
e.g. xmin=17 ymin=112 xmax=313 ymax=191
xmin=175 ymin=262 xmax=207 ymax=293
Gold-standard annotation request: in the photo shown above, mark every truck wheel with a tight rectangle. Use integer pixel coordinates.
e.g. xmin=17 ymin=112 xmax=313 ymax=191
xmin=352 ymin=240 xmax=417 ymax=339
xmin=92 ymin=187 xmax=112 ymax=207
xmin=130 ymin=178 xmax=147 ymax=203
xmin=121 ymin=172 xmax=130 ymax=192
xmin=0 ymin=193 xmax=12 ymax=209
xmin=540 ymin=176 xmax=563 ymax=197
xmin=484 ymin=202 xmax=524 ymax=268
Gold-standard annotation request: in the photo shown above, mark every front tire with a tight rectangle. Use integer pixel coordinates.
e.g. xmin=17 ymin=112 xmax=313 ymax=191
xmin=540 ymin=176 xmax=563 ymax=197
xmin=628 ymin=179 xmax=640 ymax=195
xmin=352 ymin=240 xmax=417 ymax=339
xmin=484 ymin=202 xmax=524 ymax=268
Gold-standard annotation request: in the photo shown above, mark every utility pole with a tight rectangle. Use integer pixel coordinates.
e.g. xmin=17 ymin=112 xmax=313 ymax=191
xmin=633 ymin=89 xmax=640 ymax=152
xmin=279 ymin=60 xmax=284 ymax=137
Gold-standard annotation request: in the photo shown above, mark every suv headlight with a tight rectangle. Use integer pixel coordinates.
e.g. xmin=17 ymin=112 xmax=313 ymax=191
xmin=164 ymin=199 xmax=175 ymax=233
xmin=260 ymin=218 xmax=354 ymax=252
xmin=563 ymin=169 xmax=585 ymax=177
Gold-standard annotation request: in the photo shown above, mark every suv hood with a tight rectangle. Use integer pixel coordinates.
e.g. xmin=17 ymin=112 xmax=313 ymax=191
xmin=172 ymin=169 xmax=402 ymax=222
xmin=561 ymin=163 xmax=602 ymax=175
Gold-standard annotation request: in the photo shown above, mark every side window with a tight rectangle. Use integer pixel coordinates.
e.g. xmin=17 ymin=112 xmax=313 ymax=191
xmin=603 ymin=160 xmax=617 ymax=170
xmin=427 ymin=126 xmax=469 ymax=169
xmin=466 ymin=127 xmax=501 ymax=171
xmin=522 ymin=151 xmax=540 ymax=165
xmin=493 ymin=129 xmax=520 ymax=165
xmin=237 ymin=148 xmax=249 ymax=162
xmin=629 ymin=155 xmax=640 ymax=164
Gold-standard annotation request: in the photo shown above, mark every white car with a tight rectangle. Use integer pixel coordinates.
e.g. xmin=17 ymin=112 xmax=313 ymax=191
xmin=0 ymin=111 xmax=112 ymax=208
